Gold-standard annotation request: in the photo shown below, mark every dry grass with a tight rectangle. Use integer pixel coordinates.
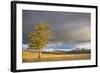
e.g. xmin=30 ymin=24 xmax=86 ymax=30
xmin=22 ymin=51 xmax=91 ymax=63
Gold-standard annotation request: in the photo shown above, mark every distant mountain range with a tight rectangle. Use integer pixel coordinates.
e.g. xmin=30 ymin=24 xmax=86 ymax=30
xmin=22 ymin=42 xmax=90 ymax=52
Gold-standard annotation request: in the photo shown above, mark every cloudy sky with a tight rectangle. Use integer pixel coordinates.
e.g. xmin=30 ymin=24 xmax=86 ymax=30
xmin=22 ymin=10 xmax=91 ymax=44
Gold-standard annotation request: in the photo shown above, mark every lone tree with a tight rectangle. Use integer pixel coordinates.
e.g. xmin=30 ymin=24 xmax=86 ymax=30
xmin=28 ymin=22 xmax=52 ymax=59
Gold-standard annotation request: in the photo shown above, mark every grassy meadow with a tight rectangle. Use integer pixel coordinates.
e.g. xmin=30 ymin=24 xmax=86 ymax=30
xmin=22 ymin=50 xmax=91 ymax=63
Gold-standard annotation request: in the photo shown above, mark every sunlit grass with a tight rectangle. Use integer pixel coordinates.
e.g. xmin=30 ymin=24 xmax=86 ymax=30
xmin=22 ymin=50 xmax=91 ymax=63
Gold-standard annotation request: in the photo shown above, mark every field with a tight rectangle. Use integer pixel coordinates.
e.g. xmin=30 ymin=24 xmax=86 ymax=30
xmin=22 ymin=50 xmax=91 ymax=63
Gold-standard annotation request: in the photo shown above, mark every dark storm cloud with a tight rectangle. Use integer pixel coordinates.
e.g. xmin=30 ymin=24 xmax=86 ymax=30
xmin=22 ymin=10 xmax=91 ymax=44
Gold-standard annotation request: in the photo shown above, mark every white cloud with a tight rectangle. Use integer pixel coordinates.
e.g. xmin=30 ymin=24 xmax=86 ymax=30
xmin=22 ymin=44 xmax=29 ymax=50
xmin=22 ymin=42 xmax=90 ymax=52
xmin=75 ymin=42 xmax=91 ymax=49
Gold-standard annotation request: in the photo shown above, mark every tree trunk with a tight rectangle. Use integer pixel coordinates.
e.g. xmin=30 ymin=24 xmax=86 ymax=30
xmin=38 ymin=50 xmax=41 ymax=59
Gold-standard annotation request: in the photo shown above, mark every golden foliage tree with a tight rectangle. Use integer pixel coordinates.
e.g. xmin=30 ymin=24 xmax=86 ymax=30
xmin=28 ymin=22 xmax=52 ymax=58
